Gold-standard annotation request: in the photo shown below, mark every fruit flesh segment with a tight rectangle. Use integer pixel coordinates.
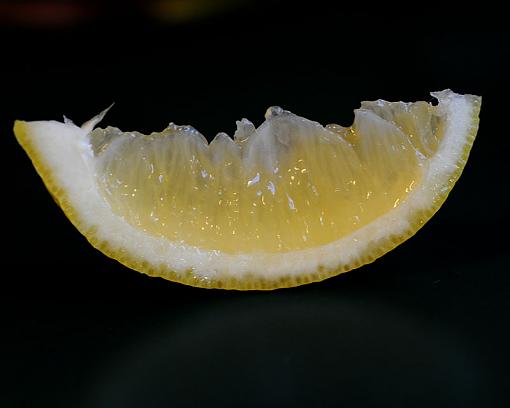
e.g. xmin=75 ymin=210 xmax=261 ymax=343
xmin=91 ymin=100 xmax=444 ymax=254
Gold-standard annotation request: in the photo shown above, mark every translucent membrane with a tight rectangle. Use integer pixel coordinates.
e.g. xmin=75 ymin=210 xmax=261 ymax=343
xmin=91 ymin=100 xmax=445 ymax=254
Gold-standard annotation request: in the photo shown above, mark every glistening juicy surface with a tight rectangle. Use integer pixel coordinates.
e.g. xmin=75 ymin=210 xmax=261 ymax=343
xmin=92 ymin=101 xmax=444 ymax=254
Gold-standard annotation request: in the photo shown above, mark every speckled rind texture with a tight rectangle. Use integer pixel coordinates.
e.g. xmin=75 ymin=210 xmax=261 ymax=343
xmin=13 ymin=91 xmax=481 ymax=290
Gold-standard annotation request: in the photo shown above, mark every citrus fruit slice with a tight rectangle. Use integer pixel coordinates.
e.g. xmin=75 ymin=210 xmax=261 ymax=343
xmin=14 ymin=90 xmax=480 ymax=290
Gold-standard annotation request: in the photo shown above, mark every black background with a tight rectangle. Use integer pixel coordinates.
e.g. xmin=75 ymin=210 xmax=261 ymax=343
xmin=1 ymin=1 xmax=509 ymax=407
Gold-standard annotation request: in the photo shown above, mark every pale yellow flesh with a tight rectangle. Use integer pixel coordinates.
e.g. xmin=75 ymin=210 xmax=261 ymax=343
xmin=13 ymin=91 xmax=481 ymax=290
xmin=94 ymin=101 xmax=440 ymax=254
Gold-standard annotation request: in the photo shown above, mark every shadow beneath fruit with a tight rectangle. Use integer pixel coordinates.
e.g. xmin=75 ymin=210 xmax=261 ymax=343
xmin=85 ymin=291 xmax=489 ymax=408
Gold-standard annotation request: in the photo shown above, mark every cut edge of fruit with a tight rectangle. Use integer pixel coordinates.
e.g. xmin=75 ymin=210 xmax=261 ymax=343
xmin=13 ymin=90 xmax=480 ymax=290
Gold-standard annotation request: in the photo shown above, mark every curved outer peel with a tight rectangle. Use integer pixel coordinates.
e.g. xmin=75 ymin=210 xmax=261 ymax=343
xmin=14 ymin=90 xmax=481 ymax=290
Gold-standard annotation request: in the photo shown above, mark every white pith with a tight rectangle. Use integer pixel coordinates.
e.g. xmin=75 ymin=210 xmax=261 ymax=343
xmin=17 ymin=90 xmax=479 ymax=284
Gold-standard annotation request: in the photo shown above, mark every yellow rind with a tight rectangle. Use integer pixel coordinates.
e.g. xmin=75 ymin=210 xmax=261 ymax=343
xmin=13 ymin=98 xmax=480 ymax=290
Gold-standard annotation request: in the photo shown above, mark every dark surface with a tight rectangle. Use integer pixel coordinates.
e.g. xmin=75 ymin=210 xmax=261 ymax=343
xmin=1 ymin=1 xmax=509 ymax=407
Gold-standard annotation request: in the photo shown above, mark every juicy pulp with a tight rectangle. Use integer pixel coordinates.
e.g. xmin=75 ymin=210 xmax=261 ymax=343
xmin=92 ymin=100 xmax=442 ymax=254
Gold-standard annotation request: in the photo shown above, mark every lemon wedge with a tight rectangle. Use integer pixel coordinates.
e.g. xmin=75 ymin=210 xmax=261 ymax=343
xmin=14 ymin=90 xmax=481 ymax=289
